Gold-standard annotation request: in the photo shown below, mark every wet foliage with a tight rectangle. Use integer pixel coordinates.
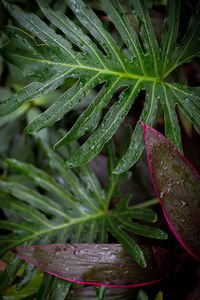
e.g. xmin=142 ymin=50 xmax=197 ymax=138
xmin=0 ymin=0 xmax=200 ymax=299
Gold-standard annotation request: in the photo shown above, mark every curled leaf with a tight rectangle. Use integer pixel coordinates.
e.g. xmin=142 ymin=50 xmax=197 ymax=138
xmin=142 ymin=122 xmax=200 ymax=261
xmin=11 ymin=243 xmax=179 ymax=287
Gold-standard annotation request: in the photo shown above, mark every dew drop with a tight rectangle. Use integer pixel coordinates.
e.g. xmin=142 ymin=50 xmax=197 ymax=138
xmin=167 ymin=187 xmax=171 ymax=193
xmin=160 ymin=191 xmax=164 ymax=198
xmin=180 ymin=200 xmax=186 ymax=208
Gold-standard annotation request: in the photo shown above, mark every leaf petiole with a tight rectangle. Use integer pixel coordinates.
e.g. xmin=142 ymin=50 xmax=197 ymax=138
xmin=132 ymin=198 xmax=159 ymax=209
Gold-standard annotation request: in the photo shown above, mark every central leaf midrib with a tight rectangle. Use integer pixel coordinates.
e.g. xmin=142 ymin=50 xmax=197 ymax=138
xmin=2 ymin=210 xmax=107 ymax=251
xmin=9 ymin=54 xmax=160 ymax=82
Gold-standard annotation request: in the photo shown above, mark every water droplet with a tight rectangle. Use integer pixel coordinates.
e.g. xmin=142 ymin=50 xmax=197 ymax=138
xmin=180 ymin=201 xmax=186 ymax=208
xmin=167 ymin=187 xmax=171 ymax=193
xmin=160 ymin=191 xmax=164 ymax=198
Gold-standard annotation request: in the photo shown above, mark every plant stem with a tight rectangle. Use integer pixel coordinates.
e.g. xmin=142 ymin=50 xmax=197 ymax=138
xmin=132 ymin=197 xmax=159 ymax=209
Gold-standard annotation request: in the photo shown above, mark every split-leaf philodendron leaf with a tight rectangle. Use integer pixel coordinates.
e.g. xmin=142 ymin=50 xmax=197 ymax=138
xmin=142 ymin=123 xmax=200 ymax=261
xmin=0 ymin=0 xmax=199 ymax=172
xmin=0 ymin=134 xmax=167 ymax=296
xmin=11 ymin=243 xmax=178 ymax=287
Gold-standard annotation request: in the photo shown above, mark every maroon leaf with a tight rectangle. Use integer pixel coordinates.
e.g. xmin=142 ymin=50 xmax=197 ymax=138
xmin=11 ymin=243 xmax=179 ymax=287
xmin=142 ymin=122 xmax=200 ymax=261
xmin=66 ymin=285 xmax=136 ymax=300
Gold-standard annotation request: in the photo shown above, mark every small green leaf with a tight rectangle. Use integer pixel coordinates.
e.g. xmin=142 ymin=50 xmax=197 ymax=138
xmin=107 ymin=222 xmax=146 ymax=267
xmin=0 ymin=138 xmax=165 ymax=271
xmin=137 ymin=289 xmax=148 ymax=300
xmin=0 ymin=255 xmax=24 ymax=293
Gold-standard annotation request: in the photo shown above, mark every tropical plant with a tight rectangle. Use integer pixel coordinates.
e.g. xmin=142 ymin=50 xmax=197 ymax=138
xmin=0 ymin=132 xmax=168 ymax=296
xmin=0 ymin=0 xmax=200 ymax=299
xmin=0 ymin=0 xmax=199 ymax=172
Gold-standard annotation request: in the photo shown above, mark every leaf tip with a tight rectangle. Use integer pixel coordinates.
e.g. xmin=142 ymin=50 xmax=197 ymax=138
xmin=64 ymin=160 xmax=74 ymax=168
xmin=161 ymin=232 xmax=168 ymax=240
xmin=25 ymin=126 xmax=33 ymax=134
xmin=53 ymin=142 xmax=60 ymax=151
xmin=141 ymin=122 xmax=149 ymax=141
xmin=141 ymin=121 xmax=146 ymax=130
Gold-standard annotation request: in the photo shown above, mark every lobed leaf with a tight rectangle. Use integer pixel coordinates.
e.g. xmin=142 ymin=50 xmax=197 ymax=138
xmin=160 ymin=0 xmax=181 ymax=77
xmin=142 ymin=123 xmax=200 ymax=261
xmin=0 ymin=137 xmax=166 ymax=273
xmin=0 ymin=0 xmax=199 ymax=170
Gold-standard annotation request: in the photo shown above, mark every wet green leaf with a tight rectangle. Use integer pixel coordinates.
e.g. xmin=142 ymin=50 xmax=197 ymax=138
xmin=0 ymin=0 xmax=199 ymax=171
xmin=0 ymin=137 xmax=166 ymax=296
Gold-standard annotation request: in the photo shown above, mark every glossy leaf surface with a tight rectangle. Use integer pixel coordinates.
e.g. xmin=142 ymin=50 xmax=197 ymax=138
xmin=0 ymin=0 xmax=199 ymax=172
xmin=143 ymin=123 xmax=200 ymax=261
xmin=12 ymin=243 xmax=177 ymax=287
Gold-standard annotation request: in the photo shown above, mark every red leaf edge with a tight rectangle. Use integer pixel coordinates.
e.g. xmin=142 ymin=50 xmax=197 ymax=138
xmin=142 ymin=122 xmax=200 ymax=262
xmin=10 ymin=243 xmax=163 ymax=288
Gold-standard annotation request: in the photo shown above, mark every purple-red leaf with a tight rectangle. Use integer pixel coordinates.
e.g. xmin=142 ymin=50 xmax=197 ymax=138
xmin=11 ymin=243 xmax=178 ymax=287
xmin=142 ymin=122 xmax=200 ymax=261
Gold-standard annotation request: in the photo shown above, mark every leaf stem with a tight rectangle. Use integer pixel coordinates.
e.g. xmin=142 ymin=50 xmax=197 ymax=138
xmin=132 ymin=197 xmax=159 ymax=209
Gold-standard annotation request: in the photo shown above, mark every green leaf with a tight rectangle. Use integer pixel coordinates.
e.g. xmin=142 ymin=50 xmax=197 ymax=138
xmin=137 ymin=289 xmax=148 ymax=300
xmin=95 ymin=286 xmax=107 ymax=300
xmin=154 ymin=291 xmax=163 ymax=300
xmin=0 ymin=255 xmax=24 ymax=293
xmin=114 ymin=81 xmax=158 ymax=173
xmin=0 ymin=0 xmax=199 ymax=170
xmin=130 ymin=0 xmax=160 ymax=77
xmin=107 ymin=222 xmax=147 ymax=267
xmin=16 ymin=264 xmax=37 ymax=291
xmin=57 ymin=80 xmax=141 ymax=163
xmin=36 ymin=274 xmax=71 ymax=300
xmin=0 ymin=138 xmax=165 ymax=286
xmin=2 ymin=270 xmax=43 ymax=300
xmin=163 ymin=2 xmax=200 ymax=77
xmin=166 ymin=84 xmax=200 ymax=135
xmin=160 ymin=0 xmax=181 ymax=77
xmin=155 ymin=82 xmax=183 ymax=152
